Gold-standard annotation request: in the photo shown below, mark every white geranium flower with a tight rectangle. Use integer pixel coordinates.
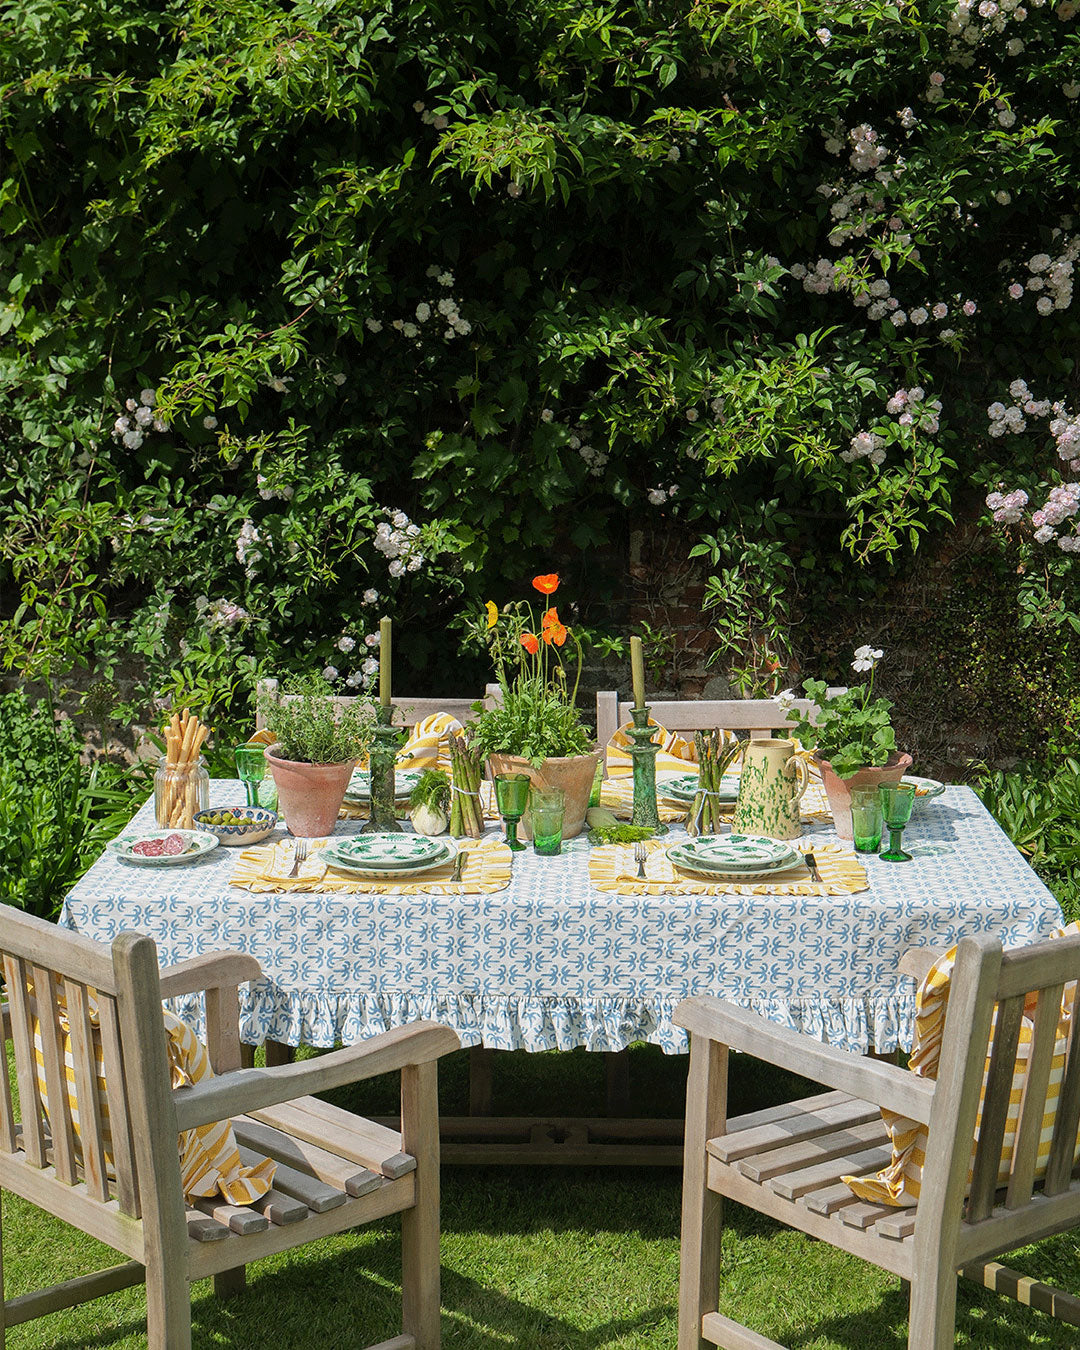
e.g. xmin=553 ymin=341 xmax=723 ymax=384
xmin=776 ymin=687 xmax=797 ymax=711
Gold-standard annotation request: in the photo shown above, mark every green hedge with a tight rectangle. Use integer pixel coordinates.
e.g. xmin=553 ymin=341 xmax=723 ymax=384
xmin=3 ymin=0 xmax=1079 ymax=725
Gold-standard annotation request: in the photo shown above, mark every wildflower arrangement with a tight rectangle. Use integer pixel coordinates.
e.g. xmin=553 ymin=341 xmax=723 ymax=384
xmin=470 ymin=573 xmax=595 ymax=765
xmin=783 ymin=645 xmax=897 ymax=780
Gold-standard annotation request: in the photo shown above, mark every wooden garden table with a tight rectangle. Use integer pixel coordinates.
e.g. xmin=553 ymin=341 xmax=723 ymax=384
xmin=61 ymin=781 xmax=1063 ymax=1165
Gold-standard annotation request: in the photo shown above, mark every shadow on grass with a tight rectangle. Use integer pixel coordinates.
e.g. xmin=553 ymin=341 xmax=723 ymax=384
xmin=33 ymin=1236 xmax=675 ymax=1350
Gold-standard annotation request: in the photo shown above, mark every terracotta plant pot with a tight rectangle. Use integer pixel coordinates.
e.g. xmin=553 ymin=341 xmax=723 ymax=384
xmin=265 ymin=747 xmax=357 ymax=837
xmin=487 ymin=749 xmax=603 ymax=840
xmin=816 ymin=751 xmax=913 ymax=841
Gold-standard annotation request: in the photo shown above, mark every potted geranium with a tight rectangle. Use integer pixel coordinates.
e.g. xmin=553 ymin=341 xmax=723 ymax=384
xmin=259 ymin=675 xmax=375 ymax=836
xmin=783 ymin=645 xmax=912 ymax=840
xmin=471 ymin=572 xmax=601 ymax=838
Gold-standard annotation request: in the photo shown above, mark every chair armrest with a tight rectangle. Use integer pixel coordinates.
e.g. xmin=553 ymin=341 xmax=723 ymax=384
xmin=674 ymin=996 xmax=934 ymax=1125
xmin=172 ymin=1020 xmax=460 ymax=1132
xmin=158 ymin=951 xmax=263 ymax=1001
xmin=897 ymin=945 xmax=950 ymax=985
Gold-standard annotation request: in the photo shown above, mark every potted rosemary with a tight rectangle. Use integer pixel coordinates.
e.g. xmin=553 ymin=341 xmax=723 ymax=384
xmin=259 ymin=675 xmax=375 ymax=836
xmin=471 ymin=572 xmax=600 ymax=838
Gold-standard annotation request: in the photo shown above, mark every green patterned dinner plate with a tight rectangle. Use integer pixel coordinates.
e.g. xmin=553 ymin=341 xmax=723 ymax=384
xmin=658 ymin=772 xmax=741 ymax=804
xmin=667 ymin=833 xmax=798 ymax=873
xmin=322 ymin=832 xmax=448 ymax=868
xmin=107 ymin=829 xmax=219 ymax=866
xmin=345 ymin=768 xmax=423 ymax=803
xmin=321 ymin=837 xmax=456 ymax=879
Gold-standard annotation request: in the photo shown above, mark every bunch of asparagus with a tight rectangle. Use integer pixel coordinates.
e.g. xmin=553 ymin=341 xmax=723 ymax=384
xmin=686 ymin=730 xmax=743 ymax=836
xmin=448 ymin=733 xmax=485 ymax=838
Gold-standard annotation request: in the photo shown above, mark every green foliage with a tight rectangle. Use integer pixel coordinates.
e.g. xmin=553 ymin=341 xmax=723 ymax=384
xmin=3 ymin=0 xmax=1080 ymax=729
xmin=0 ymin=689 xmax=144 ymax=918
xmin=408 ymin=769 xmax=450 ymax=813
xmin=976 ymin=758 xmax=1080 ymax=923
xmin=470 ymin=686 xmax=594 ymax=765
xmin=787 ymin=667 xmax=896 ymax=778
xmin=258 ymin=676 xmax=374 ymax=764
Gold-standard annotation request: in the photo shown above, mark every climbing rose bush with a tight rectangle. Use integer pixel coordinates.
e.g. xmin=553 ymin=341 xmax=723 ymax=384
xmin=2 ymin=0 xmax=1080 ymax=712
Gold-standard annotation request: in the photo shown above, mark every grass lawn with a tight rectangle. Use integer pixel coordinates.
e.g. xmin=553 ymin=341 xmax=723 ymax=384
xmin=4 ymin=1044 xmax=1079 ymax=1349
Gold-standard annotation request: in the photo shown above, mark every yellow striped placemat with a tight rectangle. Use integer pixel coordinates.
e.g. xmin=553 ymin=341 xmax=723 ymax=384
xmin=589 ymin=839 xmax=867 ymax=896
xmin=599 ymin=775 xmax=832 ymax=826
xmin=230 ymin=836 xmax=512 ymax=895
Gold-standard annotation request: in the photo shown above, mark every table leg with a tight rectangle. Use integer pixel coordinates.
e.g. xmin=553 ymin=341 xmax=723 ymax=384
xmin=240 ymin=1043 xmax=256 ymax=1070
xmin=605 ymin=1049 xmax=631 ymax=1117
xmin=469 ymin=1046 xmax=494 ymax=1116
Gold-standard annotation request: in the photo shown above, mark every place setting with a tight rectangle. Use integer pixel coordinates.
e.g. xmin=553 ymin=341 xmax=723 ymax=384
xmin=229 ymin=829 xmax=513 ymax=895
xmin=589 ymin=831 xmax=869 ymax=896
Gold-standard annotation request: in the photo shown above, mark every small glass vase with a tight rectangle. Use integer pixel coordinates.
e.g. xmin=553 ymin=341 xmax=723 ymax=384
xmin=154 ymin=755 xmax=209 ymax=829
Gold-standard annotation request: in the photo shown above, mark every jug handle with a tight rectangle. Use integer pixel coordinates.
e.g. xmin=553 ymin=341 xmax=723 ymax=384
xmin=788 ymin=754 xmax=811 ymax=803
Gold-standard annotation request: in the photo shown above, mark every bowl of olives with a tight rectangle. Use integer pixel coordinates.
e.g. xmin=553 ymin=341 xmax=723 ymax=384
xmin=194 ymin=806 xmax=277 ymax=845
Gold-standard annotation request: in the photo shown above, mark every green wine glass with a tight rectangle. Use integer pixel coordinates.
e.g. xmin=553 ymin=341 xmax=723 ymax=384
xmin=234 ymin=744 xmax=267 ymax=808
xmin=878 ymin=783 xmax=916 ymax=862
xmin=494 ymin=773 xmax=531 ymax=852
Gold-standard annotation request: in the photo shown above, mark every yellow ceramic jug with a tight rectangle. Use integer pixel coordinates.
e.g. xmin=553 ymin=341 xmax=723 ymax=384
xmin=732 ymin=738 xmax=810 ymax=840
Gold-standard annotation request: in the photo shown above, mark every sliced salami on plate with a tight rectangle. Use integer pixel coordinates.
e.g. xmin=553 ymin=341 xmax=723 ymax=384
xmin=132 ymin=838 xmax=166 ymax=857
xmin=162 ymin=832 xmax=187 ymax=855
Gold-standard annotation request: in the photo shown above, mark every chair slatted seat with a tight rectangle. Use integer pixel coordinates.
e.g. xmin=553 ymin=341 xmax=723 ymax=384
xmin=0 ymin=903 xmax=459 ymax=1349
xmin=676 ymin=931 xmax=1080 ymax=1349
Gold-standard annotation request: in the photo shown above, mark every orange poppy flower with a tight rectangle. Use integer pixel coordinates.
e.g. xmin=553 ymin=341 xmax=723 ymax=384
xmin=520 ymin=632 xmax=539 ymax=655
xmin=541 ymin=607 xmax=567 ymax=646
xmin=532 ymin=573 xmax=560 ymax=595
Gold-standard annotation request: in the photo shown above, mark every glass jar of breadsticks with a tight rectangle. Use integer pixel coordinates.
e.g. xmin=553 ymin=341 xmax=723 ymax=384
xmin=154 ymin=710 xmax=211 ymax=828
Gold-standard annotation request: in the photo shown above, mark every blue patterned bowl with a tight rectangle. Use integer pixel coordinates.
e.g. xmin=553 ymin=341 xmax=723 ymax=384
xmin=194 ymin=806 xmax=277 ymax=846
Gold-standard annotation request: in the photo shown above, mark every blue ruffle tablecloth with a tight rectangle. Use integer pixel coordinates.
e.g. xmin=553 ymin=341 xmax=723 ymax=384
xmin=61 ymin=783 xmax=1063 ymax=1056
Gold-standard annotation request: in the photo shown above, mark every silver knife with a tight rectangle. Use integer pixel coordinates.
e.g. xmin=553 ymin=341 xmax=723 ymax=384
xmin=452 ymin=851 xmax=468 ymax=882
xmin=804 ymin=850 xmax=821 ymax=883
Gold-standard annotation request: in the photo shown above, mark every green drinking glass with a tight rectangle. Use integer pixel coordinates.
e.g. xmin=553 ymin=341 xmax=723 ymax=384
xmin=530 ymin=788 xmax=565 ymax=856
xmin=234 ymin=744 xmax=267 ymax=808
xmin=850 ymin=787 xmax=884 ymax=853
xmin=878 ymin=783 xmax=916 ymax=862
xmin=494 ymin=773 xmax=531 ymax=852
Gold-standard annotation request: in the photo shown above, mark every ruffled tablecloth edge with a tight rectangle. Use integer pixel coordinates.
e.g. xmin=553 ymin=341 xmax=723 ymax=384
xmin=165 ymin=986 xmax=919 ymax=1058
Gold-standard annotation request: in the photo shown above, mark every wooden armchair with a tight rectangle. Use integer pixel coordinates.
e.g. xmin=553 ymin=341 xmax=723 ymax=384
xmin=0 ymin=904 xmax=459 ymax=1349
xmin=676 ymin=930 xmax=1080 ymax=1349
xmin=594 ymin=691 xmax=846 ymax=753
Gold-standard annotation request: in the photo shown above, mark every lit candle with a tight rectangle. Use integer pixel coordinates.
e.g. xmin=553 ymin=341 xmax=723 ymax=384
xmin=379 ymin=616 xmax=392 ymax=707
xmin=630 ymin=635 xmax=646 ymax=709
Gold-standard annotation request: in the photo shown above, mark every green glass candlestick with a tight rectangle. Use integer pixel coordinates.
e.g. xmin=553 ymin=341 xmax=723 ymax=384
xmin=628 ymin=705 xmax=667 ymax=835
xmin=362 ymin=704 xmax=404 ymax=833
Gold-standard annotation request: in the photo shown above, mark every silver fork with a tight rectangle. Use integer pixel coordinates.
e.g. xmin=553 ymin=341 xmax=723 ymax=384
xmin=288 ymin=837 xmax=309 ymax=877
xmin=633 ymin=841 xmax=648 ymax=879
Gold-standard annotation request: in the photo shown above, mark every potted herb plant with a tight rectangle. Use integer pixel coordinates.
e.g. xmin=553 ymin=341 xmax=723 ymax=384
xmin=259 ymin=675 xmax=375 ymax=836
xmin=471 ymin=572 xmax=601 ymax=838
xmin=784 ymin=645 xmax=912 ymax=839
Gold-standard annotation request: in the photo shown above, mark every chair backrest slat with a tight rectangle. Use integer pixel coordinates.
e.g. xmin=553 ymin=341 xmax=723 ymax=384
xmin=966 ymin=994 xmax=1025 ymax=1223
xmin=97 ymin=993 xmax=141 ymax=1216
xmin=0 ymin=1002 xmax=16 ymax=1153
xmin=3 ymin=954 xmax=47 ymax=1167
xmin=63 ymin=979 xmax=109 ymax=1203
xmin=29 ymin=964 xmax=78 ymax=1185
xmin=1006 ymin=982 xmax=1065 ymax=1210
xmin=594 ymin=690 xmax=849 ymax=753
xmin=1044 ymin=989 xmax=1080 ymax=1196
